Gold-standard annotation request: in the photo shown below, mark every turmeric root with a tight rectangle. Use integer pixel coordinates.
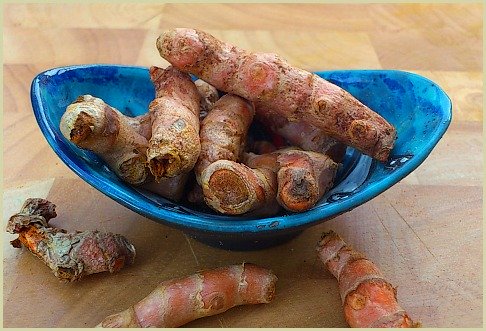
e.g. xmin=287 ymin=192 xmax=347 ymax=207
xmin=316 ymin=231 xmax=420 ymax=328
xmin=194 ymin=93 xmax=255 ymax=183
xmin=97 ymin=263 xmax=277 ymax=328
xmin=157 ymin=28 xmax=396 ymax=161
xmin=245 ymin=149 xmax=338 ymax=212
xmin=256 ymin=112 xmax=347 ymax=163
xmin=60 ymin=95 xmax=150 ymax=185
xmin=200 ymin=159 xmax=277 ymax=215
xmin=147 ymin=66 xmax=201 ymax=180
xmin=250 ymin=140 xmax=277 ymax=155
xmin=140 ymin=173 xmax=189 ymax=202
xmin=201 ymin=148 xmax=337 ymax=214
xmin=195 ymin=78 xmax=220 ymax=119
xmin=6 ymin=198 xmax=136 ymax=282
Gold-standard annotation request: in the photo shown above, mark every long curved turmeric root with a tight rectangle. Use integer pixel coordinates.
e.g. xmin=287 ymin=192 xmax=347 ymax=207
xmin=6 ymin=199 xmax=136 ymax=282
xmin=316 ymin=231 xmax=420 ymax=328
xmin=97 ymin=263 xmax=277 ymax=328
xmin=60 ymin=95 xmax=149 ymax=185
xmin=157 ymin=28 xmax=396 ymax=161
xmin=147 ymin=66 xmax=201 ymax=180
xmin=195 ymin=93 xmax=255 ymax=183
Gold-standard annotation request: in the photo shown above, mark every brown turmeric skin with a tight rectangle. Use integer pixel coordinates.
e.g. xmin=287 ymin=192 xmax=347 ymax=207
xmin=157 ymin=28 xmax=396 ymax=161
xmin=316 ymin=231 xmax=420 ymax=328
xmin=97 ymin=263 xmax=277 ymax=328
xmin=6 ymin=199 xmax=136 ymax=282
xmin=256 ymin=112 xmax=347 ymax=163
xmin=194 ymin=93 xmax=255 ymax=183
xmin=60 ymin=95 xmax=149 ymax=186
xmin=195 ymin=78 xmax=220 ymax=119
xmin=147 ymin=66 xmax=201 ymax=180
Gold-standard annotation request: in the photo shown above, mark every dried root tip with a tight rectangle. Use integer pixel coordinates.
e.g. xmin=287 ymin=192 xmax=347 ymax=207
xmin=148 ymin=148 xmax=181 ymax=180
xmin=200 ymin=160 xmax=270 ymax=215
xmin=96 ymin=307 xmax=140 ymax=328
xmin=6 ymin=199 xmax=136 ymax=282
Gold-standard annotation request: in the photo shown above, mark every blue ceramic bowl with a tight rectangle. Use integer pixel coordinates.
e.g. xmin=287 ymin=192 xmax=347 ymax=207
xmin=31 ymin=65 xmax=451 ymax=250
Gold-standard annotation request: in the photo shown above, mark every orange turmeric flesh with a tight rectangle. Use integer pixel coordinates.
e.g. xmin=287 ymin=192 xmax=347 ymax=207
xmin=316 ymin=231 xmax=421 ymax=328
xmin=97 ymin=263 xmax=277 ymax=328
xmin=157 ymin=28 xmax=396 ymax=161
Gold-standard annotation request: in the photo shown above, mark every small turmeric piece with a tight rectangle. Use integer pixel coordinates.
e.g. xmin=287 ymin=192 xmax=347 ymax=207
xmin=147 ymin=66 xmax=201 ymax=180
xmin=316 ymin=231 xmax=420 ymax=328
xmin=6 ymin=198 xmax=136 ymax=282
xmin=157 ymin=28 xmax=396 ymax=161
xmin=194 ymin=93 xmax=255 ymax=183
xmin=97 ymin=263 xmax=277 ymax=328
xmin=60 ymin=95 xmax=150 ymax=185
xmin=245 ymin=149 xmax=338 ymax=212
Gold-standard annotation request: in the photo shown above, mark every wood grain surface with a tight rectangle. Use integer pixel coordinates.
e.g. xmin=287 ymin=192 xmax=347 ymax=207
xmin=2 ymin=3 xmax=483 ymax=328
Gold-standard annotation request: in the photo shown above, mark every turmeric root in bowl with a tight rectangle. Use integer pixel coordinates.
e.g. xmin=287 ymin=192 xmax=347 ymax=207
xmin=31 ymin=64 xmax=451 ymax=250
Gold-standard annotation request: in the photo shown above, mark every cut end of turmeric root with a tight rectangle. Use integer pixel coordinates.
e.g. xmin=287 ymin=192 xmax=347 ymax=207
xmin=200 ymin=160 xmax=273 ymax=215
xmin=201 ymin=160 xmax=260 ymax=215
xmin=316 ymin=230 xmax=420 ymax=328
xmin=277 ymin=166 xmax=319 ymax=212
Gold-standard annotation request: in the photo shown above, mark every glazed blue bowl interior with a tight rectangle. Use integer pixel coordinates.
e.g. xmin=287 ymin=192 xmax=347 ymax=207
xmin=31 ymin=65 xmax=451 ymax=249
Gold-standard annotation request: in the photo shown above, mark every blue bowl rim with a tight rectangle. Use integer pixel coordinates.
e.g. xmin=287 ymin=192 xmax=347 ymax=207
xmin=31 ymin=64 xmax=452 ymax=235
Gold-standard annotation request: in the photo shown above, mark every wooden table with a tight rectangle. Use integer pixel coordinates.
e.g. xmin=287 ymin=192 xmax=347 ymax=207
xmin=3 ymin=3 xmax=482 ymax=328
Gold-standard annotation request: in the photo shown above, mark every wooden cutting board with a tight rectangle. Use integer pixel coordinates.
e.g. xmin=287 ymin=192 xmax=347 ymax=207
xmin=2 ymin=3 xmax=482 ymax=327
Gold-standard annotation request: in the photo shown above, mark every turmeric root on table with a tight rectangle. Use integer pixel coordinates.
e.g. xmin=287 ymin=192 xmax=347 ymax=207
xmin=97 ymin=263 xmax=277 ymax=328
xmin=157 ymin=28 xmax=396 ymax=161
xmin=316 ymin=231 xmax=420 ymax=328
xmin=60 ymin=95 xmax=150 ymax=185
xmin=147 ymin=65 xmax=201 ymax=180
xmin=6 ymin=198 xmax=136 ymax=282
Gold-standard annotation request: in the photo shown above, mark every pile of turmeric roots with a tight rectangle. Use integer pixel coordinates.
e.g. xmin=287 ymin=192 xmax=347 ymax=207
xmin=59 ymin=28 xmax=396 ymax=216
